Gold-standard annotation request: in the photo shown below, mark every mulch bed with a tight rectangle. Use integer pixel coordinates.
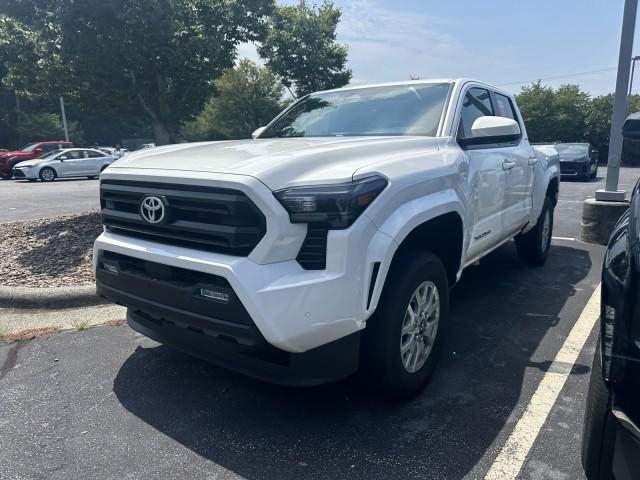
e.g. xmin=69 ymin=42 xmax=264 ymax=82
xmin=0 ymin=212 xmax=102 ymax=288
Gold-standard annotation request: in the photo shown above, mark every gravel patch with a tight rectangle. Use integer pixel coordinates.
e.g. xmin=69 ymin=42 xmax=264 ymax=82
xmin=0 ymin=212 xmax=102 ymax=288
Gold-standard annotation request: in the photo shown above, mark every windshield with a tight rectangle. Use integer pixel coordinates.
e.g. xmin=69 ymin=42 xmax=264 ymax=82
xmin=20 ymin=143 xmax=38 ymax=152
xmin=261 ymin=83 xmax=452 ymax=138
xmin=555 ymin=143 xmax=588 ymax=154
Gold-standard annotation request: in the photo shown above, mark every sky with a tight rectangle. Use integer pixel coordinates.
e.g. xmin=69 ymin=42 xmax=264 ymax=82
xmin=238 ymin=0 xmax=640 ymax=97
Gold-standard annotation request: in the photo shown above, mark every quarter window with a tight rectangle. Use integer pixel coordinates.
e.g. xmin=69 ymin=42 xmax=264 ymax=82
xmin=457 ymin=88 xmax=493 ymax=140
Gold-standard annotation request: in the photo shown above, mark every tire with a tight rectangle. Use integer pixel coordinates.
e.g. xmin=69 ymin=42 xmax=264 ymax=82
xmin=0 ymin=172 xmax=12 ymax=180
xmin=515 ymin=196 xmax=553 ymax=267
xmin=39 ymin=167 xmax=56 ymax=182
xmin=582 ymin=340 xmax=615 ymax=480
xmin=361 ymin=250 xmax=449 ymax=399
xmin=591 ymin=163 xmax=598 ymax=180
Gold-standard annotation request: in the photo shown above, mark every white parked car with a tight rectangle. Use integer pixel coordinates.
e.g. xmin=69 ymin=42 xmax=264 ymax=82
xmin=94 ymin=79 xmax=560 ymax=397
xmin=13 ymin=148 xmax=117 ymax=182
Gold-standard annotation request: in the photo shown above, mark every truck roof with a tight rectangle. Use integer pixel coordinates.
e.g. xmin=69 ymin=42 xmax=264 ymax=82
xmin=313 ymin=78 xmax=512 ymax=97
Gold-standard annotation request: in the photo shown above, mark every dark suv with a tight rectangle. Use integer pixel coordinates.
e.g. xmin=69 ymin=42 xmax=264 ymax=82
xmin=0 ymin=141 xmax=74 ymax=179
xmin=555 ymin=142 xmax=599 ymax=181
xmin=582 ymin=114 xmax=640 ymax=479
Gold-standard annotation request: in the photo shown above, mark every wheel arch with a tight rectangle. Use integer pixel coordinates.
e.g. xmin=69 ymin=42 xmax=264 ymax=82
xmin=365 ymin=198 xmax=465 ymax=317
xmin=39 ymin=165 xmax=58 ymax=179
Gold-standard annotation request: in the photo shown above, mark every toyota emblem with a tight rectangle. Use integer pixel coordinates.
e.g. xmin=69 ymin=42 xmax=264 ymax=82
xmin=139 ymin=195 xmax=166 ymax=224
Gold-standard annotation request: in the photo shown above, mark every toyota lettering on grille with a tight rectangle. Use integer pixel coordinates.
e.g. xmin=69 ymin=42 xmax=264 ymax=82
xmin=139 ymin=195 xmax=166 ymax=224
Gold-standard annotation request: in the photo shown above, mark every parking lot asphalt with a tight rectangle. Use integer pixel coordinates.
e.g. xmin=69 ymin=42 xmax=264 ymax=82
xmin=0 ymin=167 xmax=638 ymax=479
xmin=0 ymin=178 xmax=99 ymax=223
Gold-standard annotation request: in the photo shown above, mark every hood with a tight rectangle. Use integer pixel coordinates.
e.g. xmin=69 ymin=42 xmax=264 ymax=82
xmin=14 ymin=158 xmax=47 ymax=168
xmin=109 ymin=137 xmax=440 ymax=190
xmin=0 ymin=150 xmax=32 ymax=159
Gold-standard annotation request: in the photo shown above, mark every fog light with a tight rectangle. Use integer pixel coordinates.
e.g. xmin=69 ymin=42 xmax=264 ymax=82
xmin=103 ymin=262 xmax=119 ymax=274
xmin=199 ymin=288 xmax=229 ymax=303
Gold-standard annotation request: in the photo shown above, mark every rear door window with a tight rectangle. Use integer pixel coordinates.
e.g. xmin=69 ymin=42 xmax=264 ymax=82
xmin=494 ymin=93 xmax=518 ymax=121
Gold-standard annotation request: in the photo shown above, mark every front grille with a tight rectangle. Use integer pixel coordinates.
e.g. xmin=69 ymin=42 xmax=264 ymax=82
xmin=297 ymin=227 xmax=328 ymax=270
xmin=12 ymin=169 xmax=25 ymax=178
xmin=100 ymin=180 xmax=266 ymax=256
xmin=560 ymin=161 xmax=586 ymax=175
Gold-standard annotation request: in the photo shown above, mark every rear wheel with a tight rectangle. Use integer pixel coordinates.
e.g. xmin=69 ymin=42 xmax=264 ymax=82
xmin=582 ymin=340 xmax=615 ymax=480
xmin=39 ymin=167 xmax=56 ymax=182
xmin=515 ymin=196 xmax=553 ymax=267
xmin=590 ymin=163 xmax=598 ymax=180
xmin=361 ymin=250 xmax=449 ymax=399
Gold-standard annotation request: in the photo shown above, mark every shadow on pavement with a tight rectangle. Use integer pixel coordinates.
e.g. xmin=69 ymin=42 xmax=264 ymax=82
xmin=113 ymin=243 xmax=594 ymax=479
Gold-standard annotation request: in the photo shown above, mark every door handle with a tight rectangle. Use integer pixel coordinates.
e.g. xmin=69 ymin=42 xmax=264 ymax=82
xmin=502 ymin=160 xmax=516 ymax=171
xmin=528 ymin=157 xmax=538 ymax=165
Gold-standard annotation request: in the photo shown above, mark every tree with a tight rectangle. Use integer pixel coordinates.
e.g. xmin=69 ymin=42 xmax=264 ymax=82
xmin=180 ymin=59 xmax=285 ymax=141
xmin=552 ymin=84 xmax=591 ymax=142
xmin=515 ymin=82 xmax=557 ymax=142
xmin=17 ymin=112 xmax=84 ymax=145
xmin=516 ymin=81 xmax=589 ymax=143
xmin=258 ymin=0 xmax=351 ymax=97
xmin=0 ymin=0 xmax=274 ymax=145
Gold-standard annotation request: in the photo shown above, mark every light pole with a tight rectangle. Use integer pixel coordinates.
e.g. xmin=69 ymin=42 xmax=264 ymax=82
xmin=595 ymin=0 xmax=638 ymax=202
xmin=627 ymin=55 xmax=640 ymax=112
xmin=59 ymin=96 xmax=69 ymax=142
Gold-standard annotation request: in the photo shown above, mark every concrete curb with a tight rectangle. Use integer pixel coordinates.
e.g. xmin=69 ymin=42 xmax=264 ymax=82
xmin=0 ymin=284 xmax=107 ymax=309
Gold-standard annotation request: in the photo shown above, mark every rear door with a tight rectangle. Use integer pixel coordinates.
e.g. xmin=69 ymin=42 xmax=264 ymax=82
xmin=456 ymin=86 xmax=511 ymax=261
xmin=86 ymin=150 xmax=107 ymax=174
xmin=491 ymin=91 xmax=534 ymax=235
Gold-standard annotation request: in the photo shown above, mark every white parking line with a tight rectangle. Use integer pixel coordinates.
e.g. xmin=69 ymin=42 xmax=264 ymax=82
xmin=552 ymin=236 xmax=576 ymax=241
xmin=484 ymin=285 xmax=601 ymax=480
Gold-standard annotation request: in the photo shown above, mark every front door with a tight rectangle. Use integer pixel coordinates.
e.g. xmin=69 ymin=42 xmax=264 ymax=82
xmin=456 ymin=87 xmax=511 ymax=261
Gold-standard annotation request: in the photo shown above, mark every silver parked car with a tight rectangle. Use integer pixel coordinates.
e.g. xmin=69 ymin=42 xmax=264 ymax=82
xmin=12 ymin=148 xmax=117 ymax=182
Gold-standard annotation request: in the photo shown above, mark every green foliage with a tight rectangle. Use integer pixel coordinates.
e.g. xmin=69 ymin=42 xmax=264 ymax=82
xmin=258 ymin=0 xmax=351 ymax=97
xmin=0 ymin=0 xmax=275 ymax=144
xmin=517 ymin=81 xmax=640 ymax=164
xmin=17 ymin=112 xmax=84 ymax=145
xmin=180 ymin=59 xmax=285 ymax=141
xmin=516 ymin=81 xmax=589 ymax=143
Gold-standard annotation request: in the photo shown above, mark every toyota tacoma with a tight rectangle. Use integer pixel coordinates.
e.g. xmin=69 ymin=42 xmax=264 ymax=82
xmin=94 ymin=79 xmax=560 ymax=397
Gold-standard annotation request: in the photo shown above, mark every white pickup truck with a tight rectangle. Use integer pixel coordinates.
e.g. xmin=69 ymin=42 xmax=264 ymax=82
xmin=94 ymin=79 xmax=559 ymax=397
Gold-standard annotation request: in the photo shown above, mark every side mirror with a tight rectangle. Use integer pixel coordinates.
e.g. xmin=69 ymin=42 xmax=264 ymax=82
xmin=460 ymin=116 xmax=521 ymax=149
xmin=252 ymin=126 xmax=266 ymax=139
xmin=34 ymin=148 xmax=43 ymax=154
xmin=622 ymin=113 xmax=640 ymax=141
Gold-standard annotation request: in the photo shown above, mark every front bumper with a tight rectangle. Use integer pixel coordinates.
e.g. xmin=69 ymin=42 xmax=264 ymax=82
xmin=94 ymin=246 xmax=363 ymax=385
xmin=12 ymin=168 xmax=36 ymax=179
xmin=560 ymin=161 xmax=590 ymax=176
xmin=97 ymin=278 xmax=360 ymax=386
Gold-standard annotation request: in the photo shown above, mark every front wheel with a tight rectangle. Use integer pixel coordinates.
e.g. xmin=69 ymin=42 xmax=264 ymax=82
xmin=39 ymin=167 xmax=56 ymax=182
xmin=591 ymin=163 xmax=598 ymax=180
xmin=515 ymin=196 xmax=553 ymax=266
xmin=361 ymin=250 xmax=449 ymax=399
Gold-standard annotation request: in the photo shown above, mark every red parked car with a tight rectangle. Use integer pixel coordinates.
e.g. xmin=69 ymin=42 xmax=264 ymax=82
xmin=0 ymin=141 xmax=74 ymax=179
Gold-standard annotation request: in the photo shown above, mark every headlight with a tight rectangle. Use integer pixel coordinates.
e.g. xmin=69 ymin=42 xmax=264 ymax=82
xmin=274 ymin=175 xmax=388 ymax=229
